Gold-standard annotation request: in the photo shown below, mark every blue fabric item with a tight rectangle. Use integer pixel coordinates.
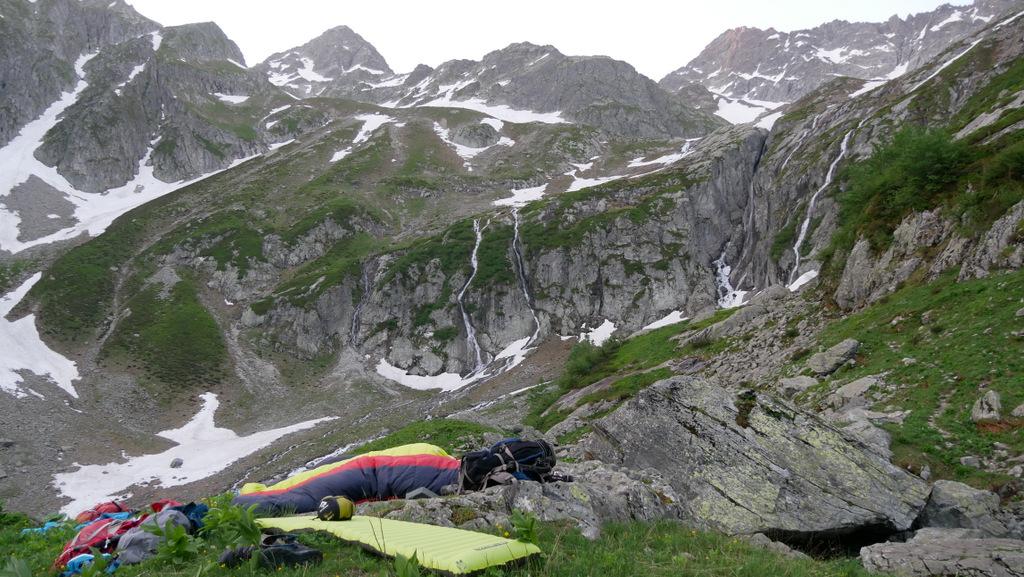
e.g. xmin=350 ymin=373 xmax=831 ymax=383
xmin=169 ymin=502 xmax=209 ymax=532
xmin=74 ymin=512 xmax=133 ymax=531
xmin=20 ymin=520 xmax=64 ymax=535
xmin=61 ymin=553 xmax=118 ymax=576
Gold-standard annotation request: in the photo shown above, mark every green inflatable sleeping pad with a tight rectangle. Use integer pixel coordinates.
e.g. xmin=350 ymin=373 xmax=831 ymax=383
xmin=257 ymin=515 xmax=541 ymax=574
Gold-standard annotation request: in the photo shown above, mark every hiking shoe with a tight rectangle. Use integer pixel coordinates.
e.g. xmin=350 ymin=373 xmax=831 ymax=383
xmin=218 ymin=545 xmax=256 ymax=568
xmin=258 ymin=542 xmax=323 ymax=568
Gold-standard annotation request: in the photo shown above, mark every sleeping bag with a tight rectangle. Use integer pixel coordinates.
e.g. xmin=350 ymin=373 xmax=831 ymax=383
xmin=234 ymin=443 xmax=460 ymax=514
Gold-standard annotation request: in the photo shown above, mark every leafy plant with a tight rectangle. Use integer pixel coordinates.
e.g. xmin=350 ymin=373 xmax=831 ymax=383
xmin=200 ymin=494 xmax=262 ymax=549
xmin=0 ymin=558 xmax=32 ymax=577
xmin=393 ymin=552 xmax=422 ymax=577
xmin=145 ymin=522 xmax=200 ymax=567
xmin=510 ymin=510 xmax=539 ymax=545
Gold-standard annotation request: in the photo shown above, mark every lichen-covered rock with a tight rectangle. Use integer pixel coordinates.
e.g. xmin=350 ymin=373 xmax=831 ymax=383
xmin=581 ymin=376 xmax=928 ymax=536
xmin=777 ymin=376 xmax=818 ymax=398
xmin=860 ymin=528 xmax=1024 ymax=577
xmin=806 ymin=339 xmax=860 ymax=375
xmin=827 ymin=375 xmax=880 ymax=409
xmin=972 ymin=390 xmax=1003 ymax=423
xmin=916 ymin=481 xmax=1009 ymax=537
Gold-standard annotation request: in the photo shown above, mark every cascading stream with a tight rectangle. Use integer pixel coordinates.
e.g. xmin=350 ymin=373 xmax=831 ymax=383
xmin=788 ymin=130 xmax=853 ymax=284
xmin=349 ymin=263 xmax=372 ymax=345
xmin=511 ymin=208 xmax=540 ymax=346
xmin=458 ymin=219 xmax=487 ymax=373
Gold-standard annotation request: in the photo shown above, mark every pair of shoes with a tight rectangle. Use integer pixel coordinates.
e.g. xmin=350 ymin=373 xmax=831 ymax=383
xmin=219 ymin=533 xmax=322 ymax=569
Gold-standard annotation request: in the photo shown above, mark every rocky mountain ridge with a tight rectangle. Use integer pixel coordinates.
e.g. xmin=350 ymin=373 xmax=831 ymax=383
xmin=660 ymin=0 xmax=1019 ymax=122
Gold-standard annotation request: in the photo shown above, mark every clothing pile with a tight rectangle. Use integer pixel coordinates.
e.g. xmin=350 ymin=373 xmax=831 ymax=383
xmin=49 ymin=500 xmax=207 ymax=576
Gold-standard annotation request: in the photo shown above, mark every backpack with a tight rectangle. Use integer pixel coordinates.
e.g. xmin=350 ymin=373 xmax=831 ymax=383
xmin=459 ymin=439 xmax=556 ymax=491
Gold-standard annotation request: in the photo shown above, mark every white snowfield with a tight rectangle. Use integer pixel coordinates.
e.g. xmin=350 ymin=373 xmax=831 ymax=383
xmin=642 ymin=311 xmax=688 ymax=331
xmin=787 ymin=269 xmax=819 ymax=292
xmin=415 ymin=96 xmax=568 ymax=125
xmin=52 ymin=392 xmax=334 ymax=516
xmin=580 ymin=319 xmax=617 ymax=346
xmin=493 ymin=183 xmax=547 ymax=207
xmin=0 ymin=273 xmax=80 ymax=399
xmin=432 ymin=122 xmax=514 ymax=170
xmin=0 ymin=53 xmax=259 ymax=254
xmin=331 ymin=113 xmax=394 ymax=162
xmin=714 ymin=251 xmax=748 ymax=309
xmin=213 ymin=92 xmax=250 ymax=104
xmin=375 ymin=358 xmax=480 ymax=392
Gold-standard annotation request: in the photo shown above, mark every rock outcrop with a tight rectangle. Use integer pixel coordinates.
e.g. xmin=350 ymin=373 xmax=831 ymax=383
xmin=860 ymin=528 xmax=1024 ymax=577
xmin=582 ymin=376 xmax=929 ymax=538
xmin=806 ymin=339 xmax=860 ymax=375
xmin=916 ymin=480 xmax=1010 ymax=537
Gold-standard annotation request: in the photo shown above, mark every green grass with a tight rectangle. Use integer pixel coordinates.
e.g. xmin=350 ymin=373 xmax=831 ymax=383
xmin=0 ymin=503 xmax=888 ymax=577
xmin=102 ymin=274 xmax=227 ymax=393
xmin=809 ymin=269 xmax=1024 ymax=488
xmin=353 ymin=419 xmax=499 ymax=456
xmin=525 ymin=308 xmax=739 ymax=431
xmin=0 ymin=259 xmax=32 ymax=293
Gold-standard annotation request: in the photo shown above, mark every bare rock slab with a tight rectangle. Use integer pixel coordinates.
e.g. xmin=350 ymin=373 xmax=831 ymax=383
xmin=861 ymin=528 xmax=1024 ymax=577
xmin=582 ymin=376 xmax=928 ymax=536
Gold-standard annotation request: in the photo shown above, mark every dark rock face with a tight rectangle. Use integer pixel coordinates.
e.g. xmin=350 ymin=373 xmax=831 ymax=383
xmin=582 ymin=376 xmax=929 ymax=537
xmin=0 ymin=0 xmax=158 ymax=148
xmin=916 ymin=481 xmax=1010 ymax=537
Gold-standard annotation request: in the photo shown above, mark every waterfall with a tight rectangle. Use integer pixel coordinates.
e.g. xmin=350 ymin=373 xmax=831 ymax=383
xmin=511 ymin=209 xmax=540 ymax=346
xmin=788 ymin=130 xmax=853 ymax=284
xmin=714 ymin=249 xmax=748 ymax=309
xmin=349 ymin=262 xmax=372 ymax=345
xmin=457 ymin=219 xmax=487 ymax=373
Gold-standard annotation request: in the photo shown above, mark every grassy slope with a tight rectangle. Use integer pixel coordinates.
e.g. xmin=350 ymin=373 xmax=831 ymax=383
xmin=0 ymin=505 xmax=884 ymax=577
xmin=802 ymin=268 xmax=1024 ymax=488
xmin=525 ymin=308 xmax=738 ymax=436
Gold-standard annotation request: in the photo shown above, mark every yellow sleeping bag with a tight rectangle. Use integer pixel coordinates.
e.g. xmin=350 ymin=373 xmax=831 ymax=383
xmin=257 ymin=515 xmax=541 ymax=574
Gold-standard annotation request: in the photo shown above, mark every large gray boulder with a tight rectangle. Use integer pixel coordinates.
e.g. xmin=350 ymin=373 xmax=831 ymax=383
xmin=860 ymin=528 xmax=1024 ymax=577
xmin=916 ymin=481 xmax=1009 ymax=537
xmin=777 ymin=376 xmax=818 ymax=398
xmin=807 ymin=339 xmax=860 ymax=375
xmin=582 ymin=376 xmax=928 ymax=536
xmin=972 ymin=391 xmax=1003 ymax=423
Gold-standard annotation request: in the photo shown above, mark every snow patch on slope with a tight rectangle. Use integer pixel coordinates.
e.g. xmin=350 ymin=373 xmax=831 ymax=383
xmin=415 ymin=97 xmax=567 ymax=125
xmin=52 ymin=393 xmax=334 ymax=515
xmin=330 ymin=113 xmax=394 ymax=162
xmin=0 ymin=273 xmax=80 ymax=399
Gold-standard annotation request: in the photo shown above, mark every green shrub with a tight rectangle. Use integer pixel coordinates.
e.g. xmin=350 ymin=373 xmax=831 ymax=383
xmin=837 ymin=127 xmax=973 ymax=252
xmin=200 ymin=494 xmax=262 ymax=549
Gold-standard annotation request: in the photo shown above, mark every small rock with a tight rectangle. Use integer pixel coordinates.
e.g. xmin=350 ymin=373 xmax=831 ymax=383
xmin=806 ymin=339 xmax=860 ymax=375
xmin=921 ymin=310 xmax=935 ymax=325
xmin=971 ymin=390 xmax=1002 ymax=423
xmin=828 ymin=375 xmax=880 ymax=409
xmin=920 ymin=465 xmax=931 ymax=481
xmin=961 ymin=456 xmax=981 ymax=468
xmin=902 ymin=357 xmax=917 ymax=366
xmin=1010 ymin=465 xmax=1024 ymax=478
xmin=777 ymin=376 xmax=818 ymax=398
xmin=741 ymin=533 xmax=809 ymax=559
xmin=169 ymin=458 xmax=183 ymax=469
xmin=0 ymin=468 xmax=7 ymax=480
xmin=1012 ymin=403 xmax=1024 ymax=418
xmin=0 ymin=439 xmax=13 ymax=448
xmin=1016 ymin=307 xmax=1024 ymax=318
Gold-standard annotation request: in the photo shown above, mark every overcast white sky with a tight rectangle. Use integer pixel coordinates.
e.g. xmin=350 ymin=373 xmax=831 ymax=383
xmin=126 ymin=0 xmax=967 ymax=79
